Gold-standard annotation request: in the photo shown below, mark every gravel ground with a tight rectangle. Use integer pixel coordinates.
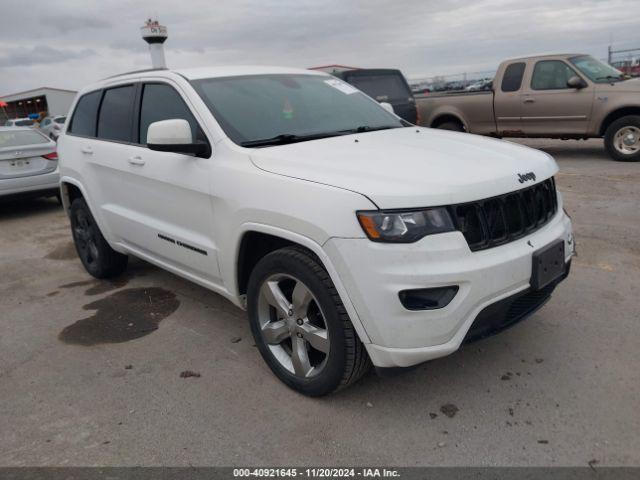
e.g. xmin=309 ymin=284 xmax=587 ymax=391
xmin=0 ymin=138 xmax=638 ymax=466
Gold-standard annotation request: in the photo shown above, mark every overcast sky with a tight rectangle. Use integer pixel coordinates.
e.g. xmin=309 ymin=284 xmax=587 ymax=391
xmin=1 ymin=0 xmax=639 ymax=95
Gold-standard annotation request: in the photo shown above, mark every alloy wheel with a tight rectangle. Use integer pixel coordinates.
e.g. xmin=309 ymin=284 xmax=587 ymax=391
xmin=613 ymin=126 xmax=640 ymax=155
xmin=73 ymin=210 xmax=99 ymax=266
xmin=257 ymin=273 xmax=330 ymax=378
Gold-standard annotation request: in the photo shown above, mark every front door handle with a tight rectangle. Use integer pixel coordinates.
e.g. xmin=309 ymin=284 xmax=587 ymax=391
xmin=128 ymin=156 xmax=146 ymax=166
xmin=523 ymin=98 xmax=535 ymax=104
xmin=81 ymin=146 xmax=93 ymax=154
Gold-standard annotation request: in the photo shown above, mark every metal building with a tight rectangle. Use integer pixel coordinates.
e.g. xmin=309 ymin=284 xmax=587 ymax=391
xmin=0 ymin=87 xmax=77 ymax=124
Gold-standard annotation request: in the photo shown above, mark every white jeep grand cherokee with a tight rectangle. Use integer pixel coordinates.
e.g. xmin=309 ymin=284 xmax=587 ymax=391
xmin=57 ymin=66 xmax=574 ymax=396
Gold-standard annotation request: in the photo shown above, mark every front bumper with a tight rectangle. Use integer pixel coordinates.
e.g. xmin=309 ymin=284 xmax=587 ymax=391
xmin=324 ymin=210 xmax=574 ymax=368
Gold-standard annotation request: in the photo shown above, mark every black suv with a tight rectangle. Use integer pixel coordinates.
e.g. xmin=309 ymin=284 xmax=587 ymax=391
xmin=332 ymin=69 xmax=418 ymax=124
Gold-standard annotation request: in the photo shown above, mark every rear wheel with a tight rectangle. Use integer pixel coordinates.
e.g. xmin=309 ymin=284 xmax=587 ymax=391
xmin=436 ymin=121 xmax=464 ymax=132
xmin=604 ymin=115 xmax=640 ymax=162
xmin=69 ymin=198 xmax=128 ymax=278
xmin=247 ymin=247 xmax=370 ymax=396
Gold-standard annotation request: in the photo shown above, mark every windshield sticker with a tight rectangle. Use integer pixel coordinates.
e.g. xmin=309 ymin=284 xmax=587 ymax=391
xmin=324 ymin=78 xmax=359 ymax=95
xmin=282 ymin=99 xmax=294 ymax=119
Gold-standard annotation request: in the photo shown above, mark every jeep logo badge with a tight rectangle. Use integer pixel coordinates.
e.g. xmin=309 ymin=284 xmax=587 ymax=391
xmin=517 ymin=172 xmax=536 ymax=183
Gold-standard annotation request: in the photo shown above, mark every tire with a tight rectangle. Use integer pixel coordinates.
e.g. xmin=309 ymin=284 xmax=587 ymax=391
xmin=436 ymin=121 xmax=464 ymax=132
xmin=604 ymin=115 xmax=640 ymax=162
xmin=247 ymin=247 xmax=370 ymax=396
xmin=69 ymin=198 xmax=128 ymax=278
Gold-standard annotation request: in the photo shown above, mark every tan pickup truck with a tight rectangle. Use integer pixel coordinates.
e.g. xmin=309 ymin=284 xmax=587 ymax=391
xmin=417 ymin=54 xmax=640 ymax=161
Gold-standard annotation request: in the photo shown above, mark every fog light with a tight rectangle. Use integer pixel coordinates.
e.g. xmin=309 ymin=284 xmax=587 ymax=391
xmin=398 ymin=286 xmax=459 ymax=311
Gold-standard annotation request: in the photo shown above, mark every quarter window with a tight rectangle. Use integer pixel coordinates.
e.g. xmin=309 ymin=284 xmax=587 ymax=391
xmin=531 ymin=61 xmax=579 ymax=90
xmin=139 ymin=83 xmax=199 ymax=144
xmin=68 ymin=91 xmax=101 ymax=137
xmin=501 ymin=63 xmax=526 ymax=92
xmin=97 ymin=85 xmax=135 ymax=142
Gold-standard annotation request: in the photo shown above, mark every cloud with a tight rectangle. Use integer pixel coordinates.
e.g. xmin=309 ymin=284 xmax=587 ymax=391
xmin=39 ymin=14 xmax=113 ymax=33
xmin=0 ymin=46 xmax=95 ymax=68
xmin=0 ymin=0 xmax=639 ymax=94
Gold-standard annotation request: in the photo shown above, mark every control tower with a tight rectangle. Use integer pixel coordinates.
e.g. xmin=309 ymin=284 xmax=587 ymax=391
xmin=140 ymin=19 xmax=168 ymax=68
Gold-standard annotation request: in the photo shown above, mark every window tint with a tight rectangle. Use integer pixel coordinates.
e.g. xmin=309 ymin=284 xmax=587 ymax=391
xmin=531 ymin=61 xmax=578 ymax=90
xmin=501 ymin=63 xmax=525 ymax=92
xmin=97 ymin=85 xmax=135 ymax=142
xmin=69 ymin=91 xmax=101 ymax=137
xmin=139 ymin=83 xmax=199 ymax=144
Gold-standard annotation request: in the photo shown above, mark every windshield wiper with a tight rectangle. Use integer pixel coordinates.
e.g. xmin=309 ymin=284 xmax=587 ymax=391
xmin=343 ymin=125 xmax=403 ymax=134
xmin=595 ymin=75 xmax=624 ymax=82
xmin=240 ymin=126 xmax=403 ymax=147
xmin=240 ymin=132 xmax=346 ymax=148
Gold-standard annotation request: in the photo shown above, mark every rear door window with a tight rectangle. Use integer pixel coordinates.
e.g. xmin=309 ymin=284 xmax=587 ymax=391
xmin=501 ymin=62 xmax=526 ymax=92
xmin=345 ymin=73 xmax=411 ymax=102
xmin=69 ymin=91 xmax=102 ymax=137
xmin=97 ymin=85 xmax=136 ymax=142
xmin=138 ymin=83 xmax=199 ymax=144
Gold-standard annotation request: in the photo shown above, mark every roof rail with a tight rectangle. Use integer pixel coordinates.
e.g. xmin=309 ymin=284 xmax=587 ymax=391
xmin=103 ymin=67 xmax=169 ymax=80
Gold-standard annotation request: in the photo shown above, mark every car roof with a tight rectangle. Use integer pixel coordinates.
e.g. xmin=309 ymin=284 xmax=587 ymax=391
xmin=100 ymin=65 xmax=327 ymax=84
xmin=503 ymin=53 xmax=585 ymax=62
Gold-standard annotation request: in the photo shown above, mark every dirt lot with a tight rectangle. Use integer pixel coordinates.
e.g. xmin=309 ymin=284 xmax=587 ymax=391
xmin=1 ymin=139 xmax=638 ymax=466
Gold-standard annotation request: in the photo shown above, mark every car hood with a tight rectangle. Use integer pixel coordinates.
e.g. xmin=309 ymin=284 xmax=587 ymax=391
xmin=595 ymin=77 xmax=640 ymax=93
xmin=249 ymin=127 xmax=558 ymax=209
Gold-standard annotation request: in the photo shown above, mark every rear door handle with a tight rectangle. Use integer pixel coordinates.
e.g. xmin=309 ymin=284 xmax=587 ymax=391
xmin=81 ymin=147 xmax=93 ymax=154
xmin=128 ymin=156 xmax=145 ymax=166
xmin=523 ymin=98 xmax=535 ymax=104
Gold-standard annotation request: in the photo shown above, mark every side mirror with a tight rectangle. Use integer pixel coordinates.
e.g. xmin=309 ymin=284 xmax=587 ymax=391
xmin=567 ymin=76 xmax=587 ymax=89
xmin=147 ymin=119 xmax=210 ymax=157
xmin=380 ymin=102 xmax=395 ymax=114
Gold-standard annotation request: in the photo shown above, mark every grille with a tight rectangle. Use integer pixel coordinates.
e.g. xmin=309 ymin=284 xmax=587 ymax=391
xmin=450 ymin=178 xmax=558 ymax=251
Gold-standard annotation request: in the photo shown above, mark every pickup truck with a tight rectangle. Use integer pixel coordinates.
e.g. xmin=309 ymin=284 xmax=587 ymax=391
xmin=417 ymin=54 xmax=640 ymax=162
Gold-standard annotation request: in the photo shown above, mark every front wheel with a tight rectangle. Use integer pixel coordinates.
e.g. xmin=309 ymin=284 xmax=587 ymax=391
xmin=69 ymin=198 xmax=128 ymax=278
xmin=247 ymin=247 xmax=370 ymax=396
xmin=604 ymin=115 xmax=640 ymax=162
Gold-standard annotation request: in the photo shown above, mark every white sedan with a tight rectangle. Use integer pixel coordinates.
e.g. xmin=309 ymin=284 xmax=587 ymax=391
xmin=0 ymin=127 xmax=59 ymax=201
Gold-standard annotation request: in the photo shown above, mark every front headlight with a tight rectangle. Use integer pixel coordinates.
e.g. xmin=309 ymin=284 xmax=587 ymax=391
xmin=356 ymin=207 xmax=455 ymax=243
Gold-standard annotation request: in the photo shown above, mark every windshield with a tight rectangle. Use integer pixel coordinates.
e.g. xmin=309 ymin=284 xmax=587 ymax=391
xmin=191 ymin=74 xmax=404 ymax=147
xmin=344 ymin=73 xmax=411 ymax=102
xmin=569 ymin=55 xmax=624 ymax=83
xmin=0 ymin=130 xmax=49 ymax=148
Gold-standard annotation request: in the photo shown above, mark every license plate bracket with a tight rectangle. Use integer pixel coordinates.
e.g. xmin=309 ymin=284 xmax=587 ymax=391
xmin=531 ymin=240 xmax=565 ymax=291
